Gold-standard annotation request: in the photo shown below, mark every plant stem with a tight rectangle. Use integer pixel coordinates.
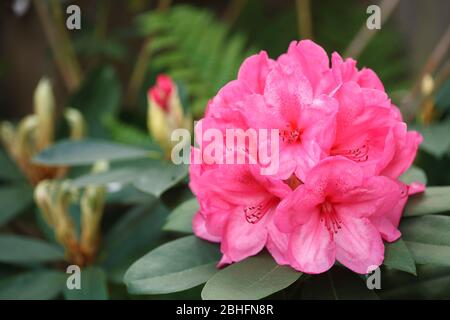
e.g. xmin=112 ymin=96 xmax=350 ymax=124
xmin=223 ymin=0 xmax=247 ymax=25
xmin=344 ymin=0 xmax=400 ymax=59
xmin=125 ymin=0 xmax=172 ymax=107
xmin=95 ymin=0 xmax=110 ymax=40
xmin=296 ymin=0 xmax=313 ymax=40
xmin=33 ymin=0 xmax=82 ymax=92
xmin=49 ymin=0 xmax=82 ymax=88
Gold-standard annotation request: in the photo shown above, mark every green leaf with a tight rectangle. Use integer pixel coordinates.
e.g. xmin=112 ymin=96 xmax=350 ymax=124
xmin=133 ymin=163 xmax=188 ymax=197
xmin=401 ymin=215 xmax=450 ymax=245
xmin=72 ymin=158 xmax=155 ymax=187
xmin=68 ymin=66 xmax=121 ymax=138
xmin=163 ymin=198 xmax=198 ymax=233
xmin=202 ymin=252 xmax=301 ymax=300
xmin=0 ymin=184 xmax=33 ymax=226
xmin=73 ymin=164 xmax=144 ymax=187
xmin=301 ymin=266 xmax=378 ymax=299
xmin=105 ymin=185 xmax=151 ymax=205
xmin=0 ymin=270 xmax=66 ymax=300
xmin=416 ymin=121 xmax=450 ymax=158
xmin=0 ymin=149 xmax=25 ymax=182
xmin=101 ymin=201 xmax=166 ymax=282
xmin=399 ymin=166 xmax=427 ymax=185
xmin=64 ymin=267 xmax=108 ymax=300
xmin=383 ymin=239 xmax=416 ymax=275
xmin=381 ymin=265 xmax=450 ymax=299
xmin=72 ymin=160 xmax=185 ymax=198
xmin=401 ymin=215 xmax=450 ymax=266
xmin=405 ymin=241 xmax=450 ymax=266
xmin=124 ymin=235 xmax=221 ymax=295
xmin=435 ymin=78 xmax=450 ymax=112
xmin=404 ymin=186 xmax=450 ymax=217
xmin=0 ymin=235 xmax=64 ymax=265
xmin=34 ymin=139 xmax=153 ymax=166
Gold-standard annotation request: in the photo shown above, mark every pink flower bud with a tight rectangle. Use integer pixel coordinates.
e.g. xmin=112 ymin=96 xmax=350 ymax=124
xmin=148 ymin=74 xmax=174 ymax=113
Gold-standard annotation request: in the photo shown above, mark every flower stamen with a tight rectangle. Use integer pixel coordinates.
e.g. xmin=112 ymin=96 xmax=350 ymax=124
xmin=331 ymin=141 xmax=369 ymax=162
xmin=320 ymin=200 xmax=342 ymax=237
xmin=244 ymin=197 xmax=277 ymax=224
xmin=281 ymin=125 xmax=303 ymax=144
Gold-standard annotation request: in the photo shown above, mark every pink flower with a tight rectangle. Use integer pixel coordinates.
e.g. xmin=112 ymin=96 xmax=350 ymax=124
xmin=370 ymin=180 xmax=425 ymax=242
xmin=325 ymin=53 xmax=423 ymax=179
xmin=275 ymin=157 xmax=403 ymax=274
xmin=202 ymin=41 xmax=339 ymax=180
xmin=189 ymin=39 xmax=424 ymax=275
xmin=148 ymin=74 xmax=174 ymax=112
xmin=190 ymin=148 xmax=291 ymax=265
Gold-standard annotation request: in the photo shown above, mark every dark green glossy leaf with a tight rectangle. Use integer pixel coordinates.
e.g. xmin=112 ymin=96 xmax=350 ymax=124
xmin=381 ymin=265 xmax=450 ymax=299
xmin=404 ymin=186 xmax=450 ymax=217
xmin=0 ymin=235 xmax=64 ymax=265
xmin=0 ymin=149 xmax=25 ymax=182
xmin=399 ymin=166 xmax=427 ymax=185
xmin=72 ymin=158 xmax=156 ymax=187
xmin=202 ymin=252 xmax=301 ymax=300
xmin=435 ymin=78 xmax=450 ymax=112
xmin=416 ymin=121 xmax=450 ymax=158
xmin=0 ymin=184 xmax=33 ymax=226
xmin=72 ymin=159 xmax=185 ymax=198
xmin=401 ymin=215 xmax=450 ymax=266
xmin=383 ymin=239 xmax=416 ymax=275
xmin=163 ymin=198 xmax=198 ymax=233
xmin=34 ymin=139 xmax=153 ymax=166
xmin=124 ymin=236 xmax=221 ymax=295
xmin=64 ymin=267 xmax=108 ymax=300
xmin=401 ymin=215 xmax=450 ymax=245
xmin=405 ymin=241 xmax=450 ymax=266
xmin=133 ymin=163 xmax=188 ymax=197
xmin=101 ymin=201 xmax=166 ymax=283
xmin=0 ymin=270 xmax=66 ymax=300
xmin=301 ymin=266 xmax=378 ymax=299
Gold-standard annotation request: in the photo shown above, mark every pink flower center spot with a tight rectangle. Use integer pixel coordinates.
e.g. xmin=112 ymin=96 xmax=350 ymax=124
xmin=319 ymin=200 xmax=342 ymax=237
xmin=331 ymin=141 xmax=369 ymax=162
xmin=244 ymin=197 xmax=277 ymax=224
xmin=281 ymin=124 xmax=303 ymax=144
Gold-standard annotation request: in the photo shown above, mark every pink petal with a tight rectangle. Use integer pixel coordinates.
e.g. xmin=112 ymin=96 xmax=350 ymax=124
xmin=300 ymin=95 xmax=338 ymax=151
xmin=304 ymin=156 xmax=364 ymax=199
xmin=409 ymin=182 xmax=426 ymax=195
xmin=238 ymin=51 xmax=274 ymax=94
xmin=381 ymin=124 xmax=423 ymax=179
xmin=275 ymin=186 xmax=322 ymax=233
xmin=370 ymin=215 xmax=401 ymax=242
xmin=280 ymin=40 xmax=330 ymax=91
xmin=335 ymin=216 xmax=384 ymax=274
xmin=293 ymin=140 xmax=323 ymax=182
xmin=288 ymin=216 xmax=336 ymax=274
xmin=357 ymin=68 xmax=384 ymax=91
xmin=220 ymin=208 xmax=269 ymax=263
xmin=266 ymin=220 xmax=290 ymax=265
xmin=333 ymin=175 xmax=402 ymax=218
xmin=193 ymin=212 xmax=221 ymax=243
xmin=264 ymin=65 xmax=313 ymax=124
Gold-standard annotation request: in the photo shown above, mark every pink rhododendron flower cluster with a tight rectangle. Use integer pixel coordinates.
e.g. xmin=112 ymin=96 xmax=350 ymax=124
xmin=189 ymin=40 xmax=424 ymax=274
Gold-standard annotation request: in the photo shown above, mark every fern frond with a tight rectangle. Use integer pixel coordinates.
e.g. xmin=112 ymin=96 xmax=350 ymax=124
xmin=136 ymin=5 xmax=255 ymax=117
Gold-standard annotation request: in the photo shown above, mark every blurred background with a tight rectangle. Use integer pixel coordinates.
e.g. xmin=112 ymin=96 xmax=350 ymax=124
xmin=0 ymin=0 xmax=449 ymax=300
xmin=1 ymin=0 xmax=449 ymax=180
xmin=0 ymin=0 xmax=448 ymax=112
